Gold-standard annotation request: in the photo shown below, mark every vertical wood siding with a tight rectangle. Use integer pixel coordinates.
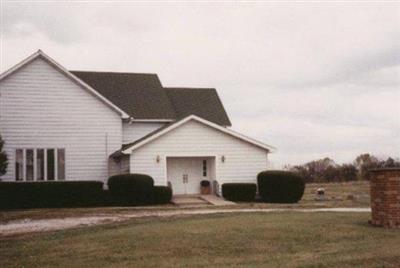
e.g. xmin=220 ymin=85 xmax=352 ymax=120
xmin=130 ymin=120 xmax=268 ymax=186
xmin=122 ymin=122 xmax=166 ymax=144
xmin=0 ymin=58 xmax=122 ymax=182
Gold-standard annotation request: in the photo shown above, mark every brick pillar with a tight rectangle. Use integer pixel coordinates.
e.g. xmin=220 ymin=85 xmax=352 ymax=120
xmin=369 ymin=168 xmax=400 ymax=228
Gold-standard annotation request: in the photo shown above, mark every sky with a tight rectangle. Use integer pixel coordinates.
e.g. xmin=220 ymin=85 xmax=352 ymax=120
xmin=1 ymin=1 xmax=399 ymax=168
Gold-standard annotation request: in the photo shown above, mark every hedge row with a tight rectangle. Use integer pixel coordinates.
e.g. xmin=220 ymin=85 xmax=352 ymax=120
xmin=221 ymin=170 xmax=305 ymax=203
xmin=257 ymin=170 xmax=305 ymax=203
xmin=222 ymin=183 xmax=256 ymax=202
xmin=0 ymin=174 xmax=173 ymax=209
xmin=108 ymin=174 xmax=154 ymax=206
xmin=0 ymin=181 xmax=104 ymax=209
xmin=152 ymin=186 xmax=173 ymax=205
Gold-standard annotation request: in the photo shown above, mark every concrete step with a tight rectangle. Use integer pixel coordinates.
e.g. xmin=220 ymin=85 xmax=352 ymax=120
xmin=200 ymin=195 xmax=236 ymax=206
xmin=171 ymin=196 xmax=209 ymax=206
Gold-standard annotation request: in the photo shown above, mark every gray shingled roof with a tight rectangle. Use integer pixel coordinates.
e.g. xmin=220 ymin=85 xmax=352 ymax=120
xmin=71 ymin=71 xmax=176 ymax=120
xmin=71 ymin=71 xmax=231 ymax=126
xmin=165 ymin=87 xmax=231 ymax=126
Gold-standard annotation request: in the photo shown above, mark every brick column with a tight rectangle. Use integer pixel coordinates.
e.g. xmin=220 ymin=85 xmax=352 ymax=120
xmin=369 ymin=168 xmax=400 ymax=228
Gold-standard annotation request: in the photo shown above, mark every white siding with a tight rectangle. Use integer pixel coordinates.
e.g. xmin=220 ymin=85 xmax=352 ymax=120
xmin=122 ymin=122 xmax=166 ymax=144
xmin=0 ymin=58 xmax=122 ymax=182
xmin=130 ymin=120 xmax=268 ymax=187
xmin=120 ymin=155 xmax=130 ymax=174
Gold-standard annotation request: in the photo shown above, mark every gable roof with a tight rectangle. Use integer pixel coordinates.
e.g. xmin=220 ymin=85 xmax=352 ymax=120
xmin=165 ymin=87 xmax=231 ymax=126
xmin=117 ymin=115 xmax=275 ymax=155
xmin=0 ymin=50 xmax=129 ymax=119
xmin=1 ymin=50 xmax=231 ymax=125
xmin=71 ymin=71 xmax=177 ymax=120
xmin=72 ymin=72 xmax=232 ymax=125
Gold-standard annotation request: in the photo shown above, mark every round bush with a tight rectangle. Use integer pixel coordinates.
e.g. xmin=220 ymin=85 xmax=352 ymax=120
xmin=200 ymin=180 xmax=210 ymax=187
xmin=257 ymin=170 xmax=305 ymax=203
xmin=108 ymin=174 xmax=154 ymax=206
xmin=222 ymin=183 xmax=256 ymax=202
xmin=152 ymin=186 xmax=173 ymax=204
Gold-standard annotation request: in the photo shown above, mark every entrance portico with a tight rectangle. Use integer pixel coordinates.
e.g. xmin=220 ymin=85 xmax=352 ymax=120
xmin=166 ymin=156 xmax=216 ymax=195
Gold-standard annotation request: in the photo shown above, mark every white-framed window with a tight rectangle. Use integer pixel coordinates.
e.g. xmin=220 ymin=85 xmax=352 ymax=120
xmin=15 ymin=149 xmax=23 ymax=181
xmin=203 ymin=159 xmax=207 ymax=177
xmin=26 ymin=149 xmax=34 ymax=181
xmin=37 ymin=149 xmax=45 ymax=181
xmin=57 ymin=149 xmax=65 ymax=180
xmin=15 ymin=148 xmax=65 ymax=181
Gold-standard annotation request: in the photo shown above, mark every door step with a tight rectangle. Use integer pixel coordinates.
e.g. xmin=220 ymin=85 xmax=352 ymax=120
xmin=172 ymin=196 xmax=210 ymax=207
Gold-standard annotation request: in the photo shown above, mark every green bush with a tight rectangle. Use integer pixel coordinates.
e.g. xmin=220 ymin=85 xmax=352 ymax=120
xmin=222 ymin=183 xmax=256 ymax=202
xmin=0 ymin=181 xmax=104 ymax=209
xmin=108 ymin=174 xmax=154 ymax=206
xmin=257 ymin=170 xmax=305 ymax=203
xmin=152 ymin=186 xmax=172 ymax=204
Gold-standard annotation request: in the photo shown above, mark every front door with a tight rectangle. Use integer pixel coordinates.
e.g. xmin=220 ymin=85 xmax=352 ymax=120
xmin=167 ymin=157 xmax=204 ymax=195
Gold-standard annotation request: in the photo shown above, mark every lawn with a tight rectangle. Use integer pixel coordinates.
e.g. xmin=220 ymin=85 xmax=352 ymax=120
xmin=1 ymin=212 xmax=399 ymax=267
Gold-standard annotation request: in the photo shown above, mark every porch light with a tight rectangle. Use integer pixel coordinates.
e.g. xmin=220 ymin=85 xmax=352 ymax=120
xmin=221 ymin=155 xmax=225 ymax=163
xmin=156 ymin=155 xmax=161 ymax=163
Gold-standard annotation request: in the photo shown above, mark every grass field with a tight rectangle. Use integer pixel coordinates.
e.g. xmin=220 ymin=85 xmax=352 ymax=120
xmin=256 ymin=180 xmax=371 ymax=208
xmin=1 ymin=212 xmax=399 ymax=268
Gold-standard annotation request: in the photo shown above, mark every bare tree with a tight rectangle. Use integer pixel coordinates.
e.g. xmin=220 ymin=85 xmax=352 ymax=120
xmin=354 ymin=153 xmax=379 ymax=180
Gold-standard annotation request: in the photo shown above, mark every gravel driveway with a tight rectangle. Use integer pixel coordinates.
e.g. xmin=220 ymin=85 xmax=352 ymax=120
xmin=0 ymin=207 xmax=371 ymax=236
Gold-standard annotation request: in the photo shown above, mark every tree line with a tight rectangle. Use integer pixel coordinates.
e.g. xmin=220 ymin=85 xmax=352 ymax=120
xmin=286 ymin=154 xmax=400 ymax=183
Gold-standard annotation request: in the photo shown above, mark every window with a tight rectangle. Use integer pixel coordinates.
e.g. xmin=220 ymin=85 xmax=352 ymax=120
xmin=47 ymin=149 xmax=55 ymax=181
xmin=26 ymin=149 xmax=34 ymax=181
xmin=37 ymin=149 xmax=44 ymax=181
xmin=15 ymin=148 xmax=65 ymax=181
xmin=15 ymin=149 xmax=23 ymax=181
xmin=202 ymin=160 xmax=207 ymax=177
xmin=57 ymin=149 xmax=65 ymax=180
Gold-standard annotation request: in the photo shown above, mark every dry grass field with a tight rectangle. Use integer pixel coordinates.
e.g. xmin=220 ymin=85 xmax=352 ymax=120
xmin=233 ymin=180 xmax=370 ymax=209
xmin=1 ymin=212 xmax=399 ymax=268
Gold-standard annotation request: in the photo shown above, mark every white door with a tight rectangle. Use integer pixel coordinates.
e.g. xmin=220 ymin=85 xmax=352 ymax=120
xmin=167 ymin=157 xmax=204 ymax=195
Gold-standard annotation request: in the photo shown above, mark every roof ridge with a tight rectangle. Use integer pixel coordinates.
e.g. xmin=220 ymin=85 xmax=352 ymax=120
xmin=70 ymin=70 xmax=158 ymax=76
xmin=164 ymin=87 xmax=216 ymax=90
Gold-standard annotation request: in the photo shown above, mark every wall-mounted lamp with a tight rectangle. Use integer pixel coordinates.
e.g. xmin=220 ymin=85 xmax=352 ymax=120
xmin=221 ymin=155 xmax=225 ymax=163
xmin=156 ymin=155 xmax=161 ymax=163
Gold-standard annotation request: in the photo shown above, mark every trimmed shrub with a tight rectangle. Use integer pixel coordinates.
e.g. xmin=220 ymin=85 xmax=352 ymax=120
xmin=257 ymin=170 xmax=305 ymax=203
xmin=0 ymin=181 xmax=104 ymax=209
xmin=200 ymin=180 xmax=210 ymax=187
xmin=152 ymin=186 xmax=172 ymax=205
xmin=108 ymin=174 xmax=154 ymax=206
xmin=222 ymin=183 xmax=256 ymax=202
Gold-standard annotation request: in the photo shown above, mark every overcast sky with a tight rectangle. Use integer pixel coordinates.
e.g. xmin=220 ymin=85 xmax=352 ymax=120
xmin=1 ymin=1 xmax=399 ymax=168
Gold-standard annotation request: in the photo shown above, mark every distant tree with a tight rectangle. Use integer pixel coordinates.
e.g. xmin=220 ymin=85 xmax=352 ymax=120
xmin=338 ymin=164 xmax=358 ymax=182
xmin=379 ymin=157 xmax=400 ymax=168
xmin=290 ymin=157 xmax=337 ymax=183
xmin=291 ymin=165 xmax=311 ymax=182
xmin=289 ymin=154 xmax=400 ymax=183
xmin=354 ymin=153 xmax=379 ymax=180
xmin=324 ymin=165 xmax=340 ymax=182
xmin=0 ymin=135 xmax=8 ymax=177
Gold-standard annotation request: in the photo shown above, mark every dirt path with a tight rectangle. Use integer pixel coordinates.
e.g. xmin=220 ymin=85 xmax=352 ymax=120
xmin=0 ymin=207 xmax=371 ymax=236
